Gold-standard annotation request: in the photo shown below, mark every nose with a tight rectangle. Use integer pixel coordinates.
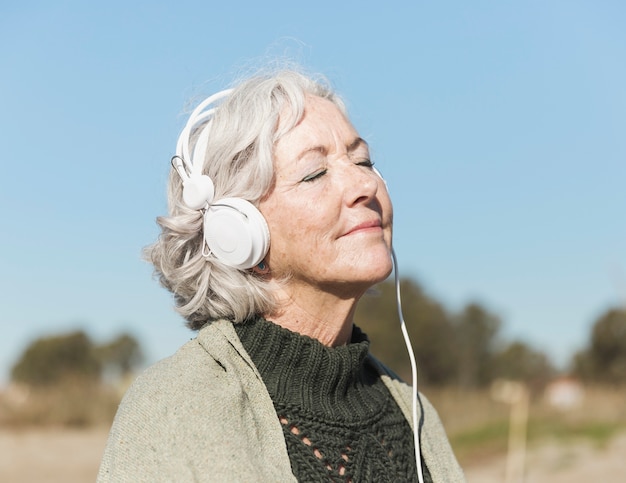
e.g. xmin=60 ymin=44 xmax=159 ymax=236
xmin=342 ymin=164 xmax=380 ymax=207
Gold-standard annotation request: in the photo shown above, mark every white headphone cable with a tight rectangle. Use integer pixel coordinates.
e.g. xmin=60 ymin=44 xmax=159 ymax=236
xmin=392 ymin=248 xmax=425 ymax=483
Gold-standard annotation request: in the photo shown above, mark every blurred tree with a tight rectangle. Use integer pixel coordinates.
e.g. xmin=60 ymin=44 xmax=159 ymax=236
xmin=454 ymin=303 xmax=501 ymax=388
xmin=572 ymin=350 xmax=594 ymax=381
xmin=11 ymin=331 xmax=100 ymax=386
xmin=354 ymin=276 xmax=556 ymax=389
xmin=355 ymin=278 xmax=457 ymax=385
xmin=354 ymin=279 xmax=411 ymax=380
xmin=401 ymin=279 xmax=458 ymax=386
xmin=573 ymin=308 xmax=626 ymax=384
xmin=94 ymin=333 xmax=144 ymax=379
xmin=491 ymin=340 xmax=554 ymax=386
xmin=11 ymin=330 xmax=144 ymax=387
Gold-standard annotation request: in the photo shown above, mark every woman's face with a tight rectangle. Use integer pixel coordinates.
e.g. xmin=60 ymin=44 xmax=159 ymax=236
xmin=259 ymin=95 xmax=393 ymax=297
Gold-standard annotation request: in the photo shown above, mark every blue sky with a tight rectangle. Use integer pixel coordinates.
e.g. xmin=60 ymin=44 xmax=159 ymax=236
xmin=1 ymin=1 xmax=625 ymax=383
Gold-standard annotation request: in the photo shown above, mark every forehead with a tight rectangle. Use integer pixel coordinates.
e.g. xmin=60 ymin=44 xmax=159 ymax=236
xmin=275 ymin=95 xmax=362 ymax=157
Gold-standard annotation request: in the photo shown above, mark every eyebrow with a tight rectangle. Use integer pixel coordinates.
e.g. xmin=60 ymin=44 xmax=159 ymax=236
xmin=296 ymin=137 xmax=369 ymax=160
xmin=348 ymin=137 xmax=369 ymax=153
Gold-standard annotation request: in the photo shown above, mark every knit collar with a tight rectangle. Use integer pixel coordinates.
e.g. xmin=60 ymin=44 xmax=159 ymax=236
xmin=234 ymin=317 xmax=391 ymax=422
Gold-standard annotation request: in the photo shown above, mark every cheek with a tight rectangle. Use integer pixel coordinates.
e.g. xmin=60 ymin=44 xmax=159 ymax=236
xmin=377 ymin=186 xmax=394 ymax=247
xmin=261 ymin=200 xmax=307 ymax=255
xmin=379 ymin=180 xmax=393 ymax=209
xmin=380 ymin=187 xmax=394 ymax=221
xmin=261 ymin=197 xmax=332 ymax=268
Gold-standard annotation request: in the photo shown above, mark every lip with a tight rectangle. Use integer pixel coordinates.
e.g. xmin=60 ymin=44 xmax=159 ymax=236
xmin=342 ymin=219 xmax=383 ymax=237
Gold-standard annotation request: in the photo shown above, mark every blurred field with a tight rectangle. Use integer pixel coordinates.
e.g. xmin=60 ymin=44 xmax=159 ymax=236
xmin=0 ymin=427 xmax=108 ymax=483
xmin=426 ymin=385 xmax=626 ymax=481
xmin=1 ymin=383 xmax=625 ymax=482
xmin=426 ymin=385 xmax=626 ymax=462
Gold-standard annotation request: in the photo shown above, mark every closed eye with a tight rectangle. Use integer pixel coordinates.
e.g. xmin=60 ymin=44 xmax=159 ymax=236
xmin=357 ymin=159 xmax=374 ymax=168
xmin=301 ymin=169 xmax=327 ymax=183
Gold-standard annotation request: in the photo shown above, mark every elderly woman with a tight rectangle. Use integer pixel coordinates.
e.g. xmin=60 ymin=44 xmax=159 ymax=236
xmin=98 ymin=70 xmax=464 ymax=482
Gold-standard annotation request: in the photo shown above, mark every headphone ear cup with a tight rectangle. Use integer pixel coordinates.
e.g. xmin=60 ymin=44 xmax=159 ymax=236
xmin=182 ymin=175 xmax=215 ymax=210
xmin=203 ymin=197 xmax=270 ymax=270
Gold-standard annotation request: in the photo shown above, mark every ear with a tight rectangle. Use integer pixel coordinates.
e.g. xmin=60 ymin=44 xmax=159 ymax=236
xmin=252 ymin=260 xmax=270 ymax=275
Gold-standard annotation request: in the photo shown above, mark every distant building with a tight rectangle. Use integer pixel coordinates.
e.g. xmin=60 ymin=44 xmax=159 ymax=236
xmin=544 ymin=377 xmax=584 ymax=410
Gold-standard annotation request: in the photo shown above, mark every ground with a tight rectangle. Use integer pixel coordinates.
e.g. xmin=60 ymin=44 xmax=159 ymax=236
xmin=0 ymin=427 xmax=624 ymax=482
xmin=463 ymin=431 xmax=626 ymax=482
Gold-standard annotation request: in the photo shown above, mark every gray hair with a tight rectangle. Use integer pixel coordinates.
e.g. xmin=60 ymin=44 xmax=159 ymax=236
xmin=145 ymin=70 xmax=346 ymax=330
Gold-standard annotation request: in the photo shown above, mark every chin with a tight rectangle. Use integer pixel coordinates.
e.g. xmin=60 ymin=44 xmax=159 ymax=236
xmin=372 ymin=263 xmax=393 ymax=284
xmin=356 ymin=250 xmax=394 ymax=285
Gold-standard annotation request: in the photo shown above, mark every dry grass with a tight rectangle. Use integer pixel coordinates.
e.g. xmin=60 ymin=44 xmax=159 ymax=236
xmin=0 ymin=380 xmax=121 ymax=428
xmin=422 ymin=385 xmax=626 ymax=465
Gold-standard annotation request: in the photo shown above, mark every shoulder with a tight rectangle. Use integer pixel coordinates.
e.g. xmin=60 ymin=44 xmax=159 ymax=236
xmin=127 ymin=335 xmax=225 ymax=394
xmin=101 ymin=334 xmax=235 ymax=452
xmin=117 ymin=337 xmax=226 ymax=415
xmin=111 ymin=319 xmax=261 ymax=431
xmin=119 ymin=319 xmax=255 ymax=409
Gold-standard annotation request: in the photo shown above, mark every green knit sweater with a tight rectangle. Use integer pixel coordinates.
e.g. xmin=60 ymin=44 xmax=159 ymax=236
xmin=235 ymin=317 xmax=433 ymax=483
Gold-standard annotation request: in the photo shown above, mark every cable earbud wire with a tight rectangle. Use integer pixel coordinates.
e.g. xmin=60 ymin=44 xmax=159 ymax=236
xmin=392 ymin=248 xmax=425 ymax=483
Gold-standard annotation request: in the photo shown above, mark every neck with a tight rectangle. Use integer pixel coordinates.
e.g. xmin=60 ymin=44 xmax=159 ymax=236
xmin=265 ymin=281 xmax=363 ymax=347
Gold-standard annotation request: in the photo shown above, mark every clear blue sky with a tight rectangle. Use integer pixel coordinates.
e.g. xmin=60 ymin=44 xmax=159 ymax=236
xmin=1 ymin=1 xmax=625 ymax=384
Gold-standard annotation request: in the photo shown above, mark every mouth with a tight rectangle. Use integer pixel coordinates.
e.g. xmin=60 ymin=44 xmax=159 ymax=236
xmin=342 ymin=219 xmax=383 ymax=237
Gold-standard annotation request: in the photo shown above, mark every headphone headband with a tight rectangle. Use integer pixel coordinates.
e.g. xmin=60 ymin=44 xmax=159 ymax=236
xmin=174 ymin=89 xmax=233 ymax=181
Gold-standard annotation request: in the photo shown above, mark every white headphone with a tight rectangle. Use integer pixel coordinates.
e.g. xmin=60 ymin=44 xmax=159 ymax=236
xmin=171 ymin=89 xmax=270 ymax=270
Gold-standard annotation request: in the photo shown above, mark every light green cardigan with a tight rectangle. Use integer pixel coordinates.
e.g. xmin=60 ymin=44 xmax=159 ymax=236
xmin=98 ymin=319 xmax=465 ymax=482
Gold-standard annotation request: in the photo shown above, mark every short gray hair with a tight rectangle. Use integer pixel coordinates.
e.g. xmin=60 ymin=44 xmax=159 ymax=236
xmin=145 ymin=69 xmax=346 ymax=330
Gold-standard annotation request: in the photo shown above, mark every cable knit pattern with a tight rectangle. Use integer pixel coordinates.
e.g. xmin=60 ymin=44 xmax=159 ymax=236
xmin=235 ymin=317 xmax=433 ymax=483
